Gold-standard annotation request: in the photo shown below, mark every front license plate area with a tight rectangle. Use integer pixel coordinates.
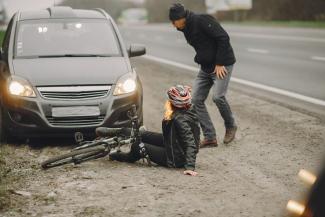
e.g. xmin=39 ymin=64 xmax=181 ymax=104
xmin=52 ymin=106 xmax=100 ymax=118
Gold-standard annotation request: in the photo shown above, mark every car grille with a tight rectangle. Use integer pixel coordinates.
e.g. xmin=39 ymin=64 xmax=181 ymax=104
xmin=47 ymin=116 xmax=105 ymax=126
xmin=37 ymin=86 xmax=111 ymax=100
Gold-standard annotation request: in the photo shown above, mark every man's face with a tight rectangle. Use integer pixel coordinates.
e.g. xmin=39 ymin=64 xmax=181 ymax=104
xmin=172 ymin=18 xmax=186 ymax=30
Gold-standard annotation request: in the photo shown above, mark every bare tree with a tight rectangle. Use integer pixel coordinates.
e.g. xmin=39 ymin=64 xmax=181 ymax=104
xmin=217 ymin=0 xmax=325 ymax=21
xmin=145 ymin=0 xmax=206 ymax=23
xmin=60 ymin=0 xmax=325 ymax=22
xmin=59 ymin=0 xmax=137 ymax=19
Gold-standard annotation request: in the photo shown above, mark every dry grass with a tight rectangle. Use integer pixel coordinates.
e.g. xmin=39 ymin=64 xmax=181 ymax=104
xmin=0 ymin=146 xmax=10 ymax=211
xmin=0 ymin=31 xmax=5 ymax=45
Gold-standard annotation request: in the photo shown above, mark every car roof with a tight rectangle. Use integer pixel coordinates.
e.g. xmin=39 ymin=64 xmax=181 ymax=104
xmin=18 ymin=6 xmax=110 ymax=21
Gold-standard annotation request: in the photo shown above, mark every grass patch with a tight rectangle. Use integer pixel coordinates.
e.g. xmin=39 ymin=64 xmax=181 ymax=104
xmin=0 ymin=147 xmax=11 ymax=211
xmin=0 ymin=31 xmax=8 ymax=210
xmin=0 ymin=31 xmax=5 ymax=45
xmin=223 ymin=20 xmax=325 ymax=29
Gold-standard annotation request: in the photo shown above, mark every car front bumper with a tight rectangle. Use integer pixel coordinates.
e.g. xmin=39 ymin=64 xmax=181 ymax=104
xmin=1 ymin=85 xmax=143 ymax=138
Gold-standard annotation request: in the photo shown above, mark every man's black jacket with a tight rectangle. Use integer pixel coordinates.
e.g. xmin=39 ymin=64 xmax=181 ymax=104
xmin=162 ymin=106 xmax=200 ymax=171
xmin=180 ymin=12 xmax=236 ymax=73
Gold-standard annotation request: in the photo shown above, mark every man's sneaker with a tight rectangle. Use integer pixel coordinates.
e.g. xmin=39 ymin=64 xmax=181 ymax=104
xmin=200 ymin=139 xmax=218 ymax=148
xmin=223 ymin=126 xmax=237 ymax=144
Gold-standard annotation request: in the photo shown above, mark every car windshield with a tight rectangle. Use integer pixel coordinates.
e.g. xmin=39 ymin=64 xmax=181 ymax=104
xmin=15 ymin=19 xmax=122 ymax=58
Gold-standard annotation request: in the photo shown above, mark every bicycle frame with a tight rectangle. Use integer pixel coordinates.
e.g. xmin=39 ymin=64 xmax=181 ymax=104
xmin=73 ymin=105 xmax=140 ymax=152
xmin=41 ymin=105 xmax=142 ymax=169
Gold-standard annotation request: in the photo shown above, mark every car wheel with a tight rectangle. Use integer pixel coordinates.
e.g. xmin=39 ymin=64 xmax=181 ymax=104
xmin=137 ymin=103 xmax=143 ymax=126
xmin=138 ymin=111 xmax=143 ymax=126
xmin=0 ymin=105 xmax=7 ymax=145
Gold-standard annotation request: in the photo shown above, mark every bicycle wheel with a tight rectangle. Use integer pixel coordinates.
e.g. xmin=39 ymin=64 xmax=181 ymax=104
xmin=41 ymin=146 xmax=108 ymax=169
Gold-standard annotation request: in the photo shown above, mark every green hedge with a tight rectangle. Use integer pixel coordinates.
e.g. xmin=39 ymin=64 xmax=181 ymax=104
xmin=0 ymin=31 xmax=5 ymax=45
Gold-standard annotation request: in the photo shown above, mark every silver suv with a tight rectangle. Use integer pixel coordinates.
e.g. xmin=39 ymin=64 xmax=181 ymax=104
xmin=0 ymin=7 xmax=145 ymax=142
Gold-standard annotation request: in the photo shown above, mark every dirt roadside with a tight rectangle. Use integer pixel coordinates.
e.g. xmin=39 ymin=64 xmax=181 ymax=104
xmin=0 ymin=58 xmax=324 ymax=217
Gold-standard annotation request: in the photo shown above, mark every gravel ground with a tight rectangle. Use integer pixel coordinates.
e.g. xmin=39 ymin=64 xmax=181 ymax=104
xmin=0 ymin=58 xmax=324 ymax=217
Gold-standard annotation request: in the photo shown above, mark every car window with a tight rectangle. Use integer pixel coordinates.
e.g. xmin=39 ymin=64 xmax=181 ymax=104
xmin=15 ymin=19 xmax=121 ymax=58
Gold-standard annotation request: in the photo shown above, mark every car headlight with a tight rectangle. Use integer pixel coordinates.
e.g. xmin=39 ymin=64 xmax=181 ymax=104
xmin=113 ymin=73 xmax=137 ymax=96
xmin=7 ymin=76 xmax=36 ymax=97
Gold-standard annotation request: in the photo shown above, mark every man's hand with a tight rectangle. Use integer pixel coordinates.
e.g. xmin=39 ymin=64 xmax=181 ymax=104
xmin=184 ymin=170 xmax=198 ymax=176
xmin=215 ymin=65 xmax=228 ymax=79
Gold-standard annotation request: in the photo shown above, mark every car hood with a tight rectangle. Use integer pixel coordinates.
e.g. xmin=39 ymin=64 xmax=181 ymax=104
xmin=12 ymin=57 xmax=129 ymax=86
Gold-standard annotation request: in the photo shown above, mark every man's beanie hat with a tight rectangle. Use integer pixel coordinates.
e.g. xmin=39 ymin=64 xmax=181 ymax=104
xmin=169 ymin=3 xmax=187 ymax=21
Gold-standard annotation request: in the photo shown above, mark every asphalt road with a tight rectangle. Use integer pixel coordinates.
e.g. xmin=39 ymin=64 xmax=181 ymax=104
xmin=119 ymin=24 xmax=325 ymax=101
xmin=2 ymin=58 xmax=325 ymax=217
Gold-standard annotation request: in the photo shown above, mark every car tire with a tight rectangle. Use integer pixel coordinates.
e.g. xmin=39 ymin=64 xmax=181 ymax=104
xmin=138 ymin=111 xmax=143 ymax=126
xmin=0 ymin=105 xmax=7 ymax=145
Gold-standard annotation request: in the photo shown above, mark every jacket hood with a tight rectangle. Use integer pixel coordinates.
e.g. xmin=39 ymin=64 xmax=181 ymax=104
xmin=177 ymin=11 xmax=194 ymax=32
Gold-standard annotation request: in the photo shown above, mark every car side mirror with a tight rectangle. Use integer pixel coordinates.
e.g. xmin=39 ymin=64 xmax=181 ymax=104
xmin=128 ymin=44 xmax=146 ymax=58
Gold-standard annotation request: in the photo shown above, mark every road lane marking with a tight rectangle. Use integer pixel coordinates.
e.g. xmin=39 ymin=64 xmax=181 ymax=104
xmin=247 ymin=48 xmax=269 ymax=54
xmin=226 ymin=32 xmax=325 ymax=43
xmin=311 ymin=56 xmax=325 ymax=62
xmin=144 ymin=55 xmax=198 ymax=72
xmin=143 ymin=55 xmax=325 ymax=107
xmin=121 ymin=26 xmax=325 ymax=43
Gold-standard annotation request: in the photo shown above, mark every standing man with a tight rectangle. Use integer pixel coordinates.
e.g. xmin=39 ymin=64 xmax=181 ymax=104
xmin=169 ymin=3 xmax=237 ymax=147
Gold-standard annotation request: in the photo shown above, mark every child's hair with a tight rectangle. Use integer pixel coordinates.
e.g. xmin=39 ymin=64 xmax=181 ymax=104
xmin=164 ymin=100 xmax=175 ymax=120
